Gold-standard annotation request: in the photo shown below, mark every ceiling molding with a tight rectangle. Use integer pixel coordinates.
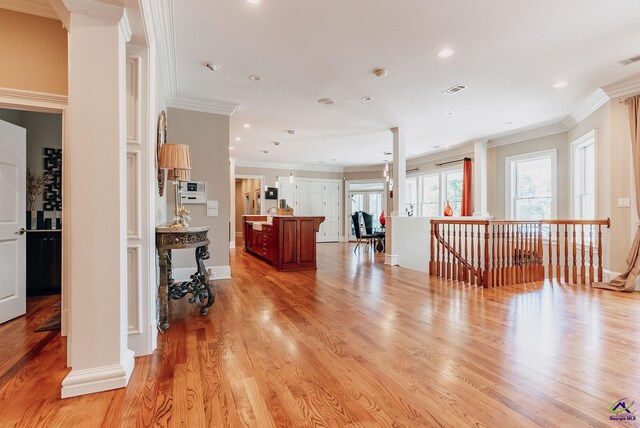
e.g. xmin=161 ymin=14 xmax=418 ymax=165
xmin=234 ymin=160 xmax=344 ymax=173
xmin=570 ymin=88 xmax=609 ymax=124
xmin=170 ymin=95 xmax=239 ymax=117
xmin=149 ymin=0 xmax=177 ymax=105
xmin=0 ymin=0 xmax=58 ymax=19
xmin=343 ymin=165 xmax=384 ymax=173
xmin=407 ymin=144 xmax=474 ymax=167
xmin=487 ymin=120 xmax=569 ymax=149
xmin=602 ymin=72 xmax=640 ymax=99
xmin=0 ymin=87 xmax=67 ymax=105
xmin=62 ymin=0 xmax=125 ymax=23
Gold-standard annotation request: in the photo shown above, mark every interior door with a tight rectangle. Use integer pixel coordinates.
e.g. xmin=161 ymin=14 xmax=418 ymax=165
xmin=0 ymin=119 xmax=26 ymax=324
xmin=295 ymin=182 xmax=311 ymax=216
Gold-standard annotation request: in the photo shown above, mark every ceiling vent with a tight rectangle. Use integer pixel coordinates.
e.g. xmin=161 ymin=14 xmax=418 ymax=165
xmin=619 ymin=55 xmax=640 ymax=65
xmin=442 ymin=84 xmax=467 ymax=95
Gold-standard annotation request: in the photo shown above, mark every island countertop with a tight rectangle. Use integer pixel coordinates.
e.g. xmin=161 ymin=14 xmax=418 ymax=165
xmin=242 ymin=215 xmax=325 ymax=271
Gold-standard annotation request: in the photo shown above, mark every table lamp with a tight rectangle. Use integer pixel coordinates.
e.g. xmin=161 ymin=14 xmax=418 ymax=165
xmin=159 ymin=143 xmax=192 ymax=228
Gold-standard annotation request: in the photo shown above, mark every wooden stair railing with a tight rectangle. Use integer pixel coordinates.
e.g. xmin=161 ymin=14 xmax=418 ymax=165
xmin=429 ymin=218 xmax=610 ymax=287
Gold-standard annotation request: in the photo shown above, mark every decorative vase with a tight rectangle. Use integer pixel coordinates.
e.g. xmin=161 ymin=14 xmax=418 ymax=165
xmin=30 ymin=209 xmax=37 ymax=230
xmin=379 ymin=210 xmax=386 ymax=226
xmin=444 ymin=200 xmax=453 ymax=217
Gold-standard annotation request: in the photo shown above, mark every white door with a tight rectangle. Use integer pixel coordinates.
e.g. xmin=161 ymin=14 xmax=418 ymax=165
xmin=0 ymin=120 xmax=26 ymax=324
xmin=322 ymin=182 xmax=340 ymax=242
xmin=279 ymin=181 xmax=295 ymax=208
xmin=295 ymin=182 xmax=311 ymax=216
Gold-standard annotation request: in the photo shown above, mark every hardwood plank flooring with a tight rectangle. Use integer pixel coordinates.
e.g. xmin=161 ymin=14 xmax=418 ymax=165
xmin=1 ymin=243 xmax=640 ymax=427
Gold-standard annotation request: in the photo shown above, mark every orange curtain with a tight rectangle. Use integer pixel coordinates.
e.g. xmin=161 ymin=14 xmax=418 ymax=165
xmin=461 ymin=158 xmax=472 ymax=216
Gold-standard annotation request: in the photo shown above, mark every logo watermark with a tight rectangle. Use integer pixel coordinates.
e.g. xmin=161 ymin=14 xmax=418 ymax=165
xmin=609 ymin=398 xmax=637 ymax=422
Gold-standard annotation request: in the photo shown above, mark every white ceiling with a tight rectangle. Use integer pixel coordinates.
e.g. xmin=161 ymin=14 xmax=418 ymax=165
xmin=172 ymin=0 xmax=640 ymax=167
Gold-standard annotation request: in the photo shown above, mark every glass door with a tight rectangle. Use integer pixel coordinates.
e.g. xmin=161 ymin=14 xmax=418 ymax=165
xmin=347 ymin=181 xmax=386 ymax=240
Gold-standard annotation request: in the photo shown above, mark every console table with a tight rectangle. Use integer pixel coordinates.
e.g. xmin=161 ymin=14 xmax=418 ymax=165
xmin=156 ymin=225 xmax=215 ymax=331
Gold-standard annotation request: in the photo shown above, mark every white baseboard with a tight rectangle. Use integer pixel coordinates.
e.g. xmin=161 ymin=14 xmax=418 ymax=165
xmin=229 ymin=240 xmax=236 ymax=249
xmin=385 ymin=254 xmax=399 ymax=266
xmin=61 ymin=349 xmax=135 ymax=398
xmin=172 ymin=265 xmax=231 ymax=281
xmin=339 ymin=235 xmax=348 ymax=243
xmin=602 ymin=269 xmax=640 ymax=290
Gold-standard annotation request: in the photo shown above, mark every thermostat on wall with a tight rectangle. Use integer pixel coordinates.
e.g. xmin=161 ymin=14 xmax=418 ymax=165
xmin=180 ymin=181 xmax=206 ymax=204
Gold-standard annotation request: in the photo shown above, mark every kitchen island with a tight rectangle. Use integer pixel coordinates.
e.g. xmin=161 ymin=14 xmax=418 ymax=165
xmin=243 ymin=215 xmax=325 ymax=271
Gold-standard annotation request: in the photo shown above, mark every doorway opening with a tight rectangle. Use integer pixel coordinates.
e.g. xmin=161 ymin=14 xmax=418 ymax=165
xmin=346 ymin=181 xmax=387 ymax=241
xmin=234 ymin=177 xmax=264 ymax=246
xmin=0 ymin=108 xmax=63 ymax=333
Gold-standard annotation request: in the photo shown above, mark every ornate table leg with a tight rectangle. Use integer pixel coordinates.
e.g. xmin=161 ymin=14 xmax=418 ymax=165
xmin=157 ymin=248 xmax=170 ymax=331
xmin=167 ymin=244 xmax=215 ymax=316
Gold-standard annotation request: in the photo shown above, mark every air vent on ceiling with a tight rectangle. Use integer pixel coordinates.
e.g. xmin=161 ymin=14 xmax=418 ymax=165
xmin=442 ymin=84 xmax=467 ymax=95
xmin=619 ymin=55 xmax=640 ymax=65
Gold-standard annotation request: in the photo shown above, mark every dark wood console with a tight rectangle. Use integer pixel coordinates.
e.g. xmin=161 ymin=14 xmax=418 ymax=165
xmin=243 ymin=216 xmax=325 ymax=271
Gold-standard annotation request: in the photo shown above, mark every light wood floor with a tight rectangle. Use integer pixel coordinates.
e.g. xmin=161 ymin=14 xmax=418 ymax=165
xmin=1 ymin=243 xmax=640 ymax=427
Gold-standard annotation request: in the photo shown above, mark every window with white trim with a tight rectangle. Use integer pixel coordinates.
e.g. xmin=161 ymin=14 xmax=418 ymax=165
xmin=444 ymin=170 xmax=463 ymax=216
xmin=420 ymin=174 xmax=440 ymax=216
xmin=405 ymin=177 xmax=418 ymax=215
xmin=572 ymin=131 xmax=596 ymax=219
xmin=506 ymin=150 xmax=556 ymax=220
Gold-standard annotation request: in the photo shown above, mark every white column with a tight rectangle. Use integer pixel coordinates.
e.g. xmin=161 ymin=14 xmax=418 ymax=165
xmin=62 ymin=3 xmax=134 ymax=398
xmin=391 ymin=127 xmax=407 ymax=216
xmin=473 ymin=140 xmax=490 ymax=217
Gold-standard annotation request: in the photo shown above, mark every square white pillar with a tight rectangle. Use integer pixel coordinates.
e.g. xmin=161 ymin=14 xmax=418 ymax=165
xmin=62 ymin=4 xmax=134 ymax=398
xmin=473 ymin=140 xmax=490 ymax=217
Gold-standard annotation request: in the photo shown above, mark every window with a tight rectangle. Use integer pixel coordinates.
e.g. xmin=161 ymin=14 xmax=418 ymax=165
xmin=507 ymin=150 xmax=556 ymax=220
xmin=405 ymin=177 xmax=417 ymax=215
xmin=572 ymin=131 xmax=596 ymax=219
xmin=420 ymin=174 xmax=440 ymax=216
xmin=444 ymin=171 xmax=463 ymax=216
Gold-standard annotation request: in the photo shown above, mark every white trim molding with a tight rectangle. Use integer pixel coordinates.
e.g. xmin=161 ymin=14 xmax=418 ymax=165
xmin=172 ymin=265 xmax=232 ymax=282
xmin=569 ymin=89 xmax=610 ymax=125
xmin=0 ymin=0 xmax=58 ymax=19
xmin=170 ymin=95 xmax=238 ymax=117
xmin=61 ymin=350 xmax=135 ymax=398
xmin=235 ymin=159 xmax=344 ymax=173
xmin=62 ymin=0 xmax=131 ymax=41
xmin=384 ymin=254 xmax=399 ymax=266
xmin=602 ymin=72 xmax=640 ymax=99
xmin=0 ymin=87 xmax=67 ymax=109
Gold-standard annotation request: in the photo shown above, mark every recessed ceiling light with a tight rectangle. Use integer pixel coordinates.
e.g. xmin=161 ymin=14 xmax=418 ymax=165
xmin=373 ymin=68 xmax=388 ymax=78
xmin=331 ymin=158 xmax=336 ymax=162
xmin=205 ymin=63 xmax=220 ymax=72
xmin=286 ymin=129 xmax=296 ymax=135
xmin=446 ymin=112 xmax=455 ymax=116
xmin=505 ymin=122 xmax=513 ymax=125
xmin=432 ymin=145 xmax=441 ymax=149
xmin=361 ymin=96 xmax=372 ymax=102
xmin=553 ymin=81 xmax=568 ymax=89
xmin=437 ymin=48 xmax=455 ymax=58
xmin=229 ymin=147 xmax=234 ymax=150
xmin=235 ymin=137 xmax=241 ymax=141
xmin=243 ymin=123 xmax=250 ymax=129
xmin=317 ymin=98 xmax=336 ymax=105
xmin=262 ymin=150 xmax=269 ymax=154
xmin=246 ymin=0 xmax=260 ymax=4
xmin=442 ymin=84 xmax=467 ymax=95
xmin=248 ymin=74 xmax=262 ymax=81
xmin=273 ymin=141 xmax=280 ymax=146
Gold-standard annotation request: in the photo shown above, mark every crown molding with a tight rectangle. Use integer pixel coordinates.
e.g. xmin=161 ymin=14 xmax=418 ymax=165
xmin=487 ymin=120 xmax=569 ymax=149
xmin=570 ymin=88 xmax=609 ymax=124
xmin=343 ymin=164 xmax=384 ymax=173
xmin=0 ymin=0 xmax=58 ymax=19
xmin=407 ymin=144 xmax=474 ymax=167
xmin=0 ymin=87 xmax=67 ymax=105
xmin=234 ymin=160 xmax=344 ymax=173
xmin=149 ymin=0 xmax=177 ymax=105
xmin=602 ymin=72 xmax=640 ymax=99
xmin=62 ymin=0 xmax=130 ymax=40
xmin=170 ymin=95 xmax=239 ymax=117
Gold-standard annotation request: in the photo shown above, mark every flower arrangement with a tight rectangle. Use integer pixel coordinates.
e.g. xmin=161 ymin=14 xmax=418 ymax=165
xmin=26 ymin=169 xmax=53 ymax=213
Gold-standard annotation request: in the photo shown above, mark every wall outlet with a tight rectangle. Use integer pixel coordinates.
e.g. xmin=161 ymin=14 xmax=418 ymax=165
xmin=618 ymin=197 xmax=630 ymax=208
xmin=207 ymin=208 xmax=219 ymax=217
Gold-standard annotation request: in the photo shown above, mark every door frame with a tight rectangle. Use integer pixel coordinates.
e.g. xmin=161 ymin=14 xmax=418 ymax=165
xmin=0 ymin=88 xmax=69 ymax=341
xmin=344 ymin=179 xmax=388 ymax=241
xmin=233 ymin=174 xmax=265 ymax=248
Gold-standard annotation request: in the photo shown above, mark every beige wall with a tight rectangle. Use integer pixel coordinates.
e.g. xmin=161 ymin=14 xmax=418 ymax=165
xmin=167 ymin=108 xmax=230 ymax=269
xmin=0 ymin=9 xmax=67 ymax=95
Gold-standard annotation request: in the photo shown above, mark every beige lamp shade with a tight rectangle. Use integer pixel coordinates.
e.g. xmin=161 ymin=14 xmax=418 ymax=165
xmin=159 ymin=143 xmax=192 ymax=170
xmin=168 ymin=168 xmax=191 ymax=182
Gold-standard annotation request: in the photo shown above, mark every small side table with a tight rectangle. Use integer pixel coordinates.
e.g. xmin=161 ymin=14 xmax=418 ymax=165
xmin=156 ymin=225 xmax=215 ymax=331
